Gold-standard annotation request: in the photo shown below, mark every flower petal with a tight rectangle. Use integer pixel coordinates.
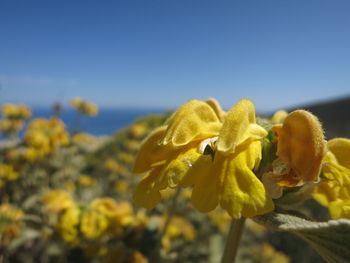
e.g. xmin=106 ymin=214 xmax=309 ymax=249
xmin=133 ymin=126 xmax=174 ymax=173
xmin=327 ymin=138 xmax=350 ymax=170
xmin=205 ymin=98 xmax=226 ymax=121
xmin=191 ymin=166 xmax=220 ymax=213
xmin=161 ymin=100 xmax=222 ymax=147
xmin=159 ymin=146 xmax=203 ymax=188
xmin=133 ymin=166 xmax=166 ymax=210
xmin=272 ymin=110 xmax=326 ymax=186
xmin=191 ymin=141 xmax=274 ymax=218
xmin=219 ymin=141 xmax=274 ymax=218
xmin=217 ymin=99 xmax=267 ymax=153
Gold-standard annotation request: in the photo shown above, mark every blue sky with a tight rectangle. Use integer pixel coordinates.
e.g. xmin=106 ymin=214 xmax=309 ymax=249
xmin=0 ymin=0 xmax=349 ymax=112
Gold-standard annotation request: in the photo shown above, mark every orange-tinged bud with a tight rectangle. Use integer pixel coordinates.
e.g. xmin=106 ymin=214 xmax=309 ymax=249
xmin=272 ymin=110 xmax=326 ymax=186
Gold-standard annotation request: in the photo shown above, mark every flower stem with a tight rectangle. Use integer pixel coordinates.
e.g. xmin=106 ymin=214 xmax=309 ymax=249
xmin=221 ymin=217 xmax=246 ymax=263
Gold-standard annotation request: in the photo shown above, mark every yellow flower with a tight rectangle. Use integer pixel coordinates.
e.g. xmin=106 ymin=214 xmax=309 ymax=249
xmin=130 ymin=123 xmax=148 ymax=138
xmin=1 ymin=104 xmax=31 ymax=119
xmin=269 ymin=110 xmax=326 ymax=187
xmin=133 ymin=99 xmax=222 ymax=209
xmin=70 ymin=97 xmax=98 ymax=116
xmin=188 ymin=99 xmax=272 ymax=218
xmin=78 ymin=175 xmax=97 ymax=187
xmin=314 ymin=138 xmax=350 ymax=219
xmin=70 ymin=97 xmax=83 ymax=108
xmin=80 ymin=209 xmax=109 ymax=239
xmin=104 ymin=158 xmax=127 ymax=174
xmin=42 ymin=189 xmax=75 ymax=214
xmin=90 ymin=198 xmax=120 ymax=218
xmin=133 ymin=99 xmax=273 ymax=219
xmin=0 ymin=204 xmax=24 ymax=220
xmin=24 ymin=117 xmax=69 ymax=158
xmin=0 ymin=119 xmax=24 ymax=134
xmin=0 ymin=204 xmax=24 ymax=245
xmin=57 ymin=205 xmax=81 ymax=243
xmin=161 ymin=216 xmax=196 ymax=253
xmin=113 ymin=180 xmax=128 ymax=193
xmin=0 ymin=164 xmax=19 ymax=181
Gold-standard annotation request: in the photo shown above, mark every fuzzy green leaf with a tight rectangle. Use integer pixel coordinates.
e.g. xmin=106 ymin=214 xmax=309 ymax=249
xmin=253 ymin=211 xmax=350 ymax=263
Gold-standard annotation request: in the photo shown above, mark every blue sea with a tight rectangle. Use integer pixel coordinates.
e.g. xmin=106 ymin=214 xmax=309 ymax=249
xmin=31 ymin=107 xmax=168 ymax=135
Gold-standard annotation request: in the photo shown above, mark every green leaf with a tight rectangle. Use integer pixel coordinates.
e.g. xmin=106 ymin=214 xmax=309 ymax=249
xmin=253 ymin=211 xmax=350 ymax=263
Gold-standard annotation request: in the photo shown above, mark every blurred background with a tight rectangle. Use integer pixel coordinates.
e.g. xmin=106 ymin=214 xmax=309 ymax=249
xmin=1 ymin=0 xmax=350 ymax=136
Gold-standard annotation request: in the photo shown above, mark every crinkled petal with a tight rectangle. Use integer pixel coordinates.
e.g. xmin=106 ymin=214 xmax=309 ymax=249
xmin=179 ymin=154 xmax=212 ymax=187
xmin=191 ymin=141 xmax=274 ymax=218
xmin=161 ymin=100 xmax=221 ymax=146
xmin=133 ymin=166 xmax=166 ymax=209
xmin=327 ymin=138 xmax=350 ymax=169
xmin=159 ymin=146 xmax=203 ymax=188
xmin=133 ymin=126 xmax=174 ymax=173
xmin=217 ymin=99 xmax=267 ymax=153
xmin=219 ymin=141 xmax=274 ymax=218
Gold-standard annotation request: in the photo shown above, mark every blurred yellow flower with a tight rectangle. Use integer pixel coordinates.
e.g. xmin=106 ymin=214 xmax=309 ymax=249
xmin=0 ymin=164 xmax=19 ymax=181
xmin=57 ymin=205 xmax=81 ymax=243
xmin=113 ymin=180 xmax=128 ymax=193
xmin=161 ymin=216 xmax=196 ymax=253
xmin=104 ymin=158 xmax=127 ymax=174
xmin=0 ymin=204 xmax=24 ymax=246
xmin=314 ymin=138 xmax=350 ymax=219
xmin=1 ymin=104 xmax=31 ymax=119
xmin=117 ymin=152 xmax=135 ymax=165
xmin=259 ymin=243 xmax=290 ymax=263
xmin=0 ymin=204 xmax=24 ymax=220
xmin=130 ymin=123 xmax=148 ymax=138
xmin=25 ymin=117 xmax=69 ymax=159
xmin=81 ymin=209 xmax=109 ymax=239
xmin=42 ymin=189 xmax=75 ymax=214
xmin=0 ymin=119 xmax=24 ymax=134
xmin=70 ymin=97 xmax=98 ymax=116
xmin=78 ymin=175 xmax=97 ymax=187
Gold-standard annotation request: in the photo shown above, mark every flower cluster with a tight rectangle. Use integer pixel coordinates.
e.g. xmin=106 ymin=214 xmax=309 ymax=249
xmin=0 ymin=104 xmax=31 ymax=136
xmin=133 ymin=98 xmax=328 ymax=219
xmin=24 ymin=117 xmax=69 ymax=160
xmin=0 ymin=203 xmax=24 ymax=246
xmin=313 ymin=138 xmax=350 ymax=219
xmin=42 ymin=190 xmax=134 ymax=244
xmin=71 ymin=97 xmax=99 ymax=116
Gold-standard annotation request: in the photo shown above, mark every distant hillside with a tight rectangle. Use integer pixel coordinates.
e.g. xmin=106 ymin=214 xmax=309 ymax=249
xmin=288 ymin=96 xmax=350 ymax=139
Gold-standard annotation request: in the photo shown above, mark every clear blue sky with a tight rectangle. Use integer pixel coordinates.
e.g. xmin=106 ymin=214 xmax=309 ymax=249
xmin=1 ymin=0 xmax=349 ymax=112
